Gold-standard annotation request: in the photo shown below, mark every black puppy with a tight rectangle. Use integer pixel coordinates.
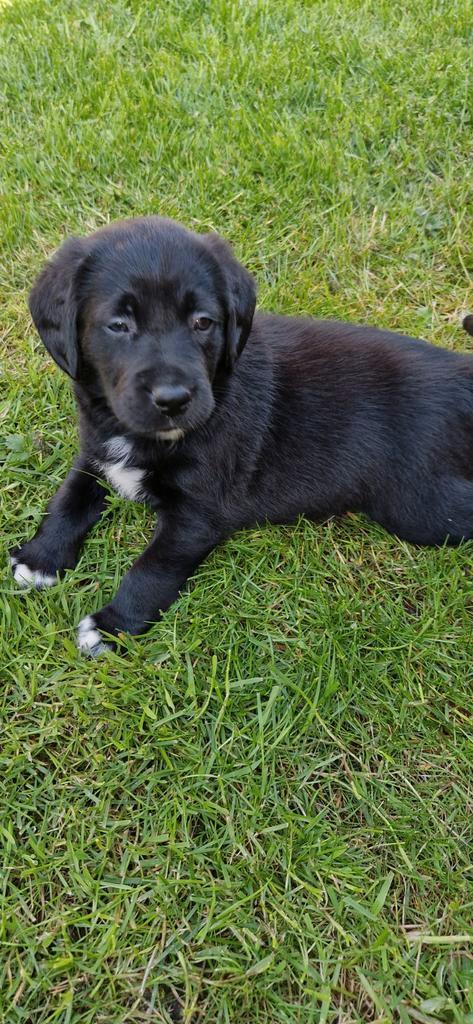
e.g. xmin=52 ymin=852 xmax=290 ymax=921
xmin=10 ymin=217 xmax=473 ymax=654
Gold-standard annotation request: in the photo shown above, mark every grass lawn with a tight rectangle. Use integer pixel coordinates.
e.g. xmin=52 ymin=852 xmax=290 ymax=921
xmin=1 ymin=0 xmax=473 ymax=1020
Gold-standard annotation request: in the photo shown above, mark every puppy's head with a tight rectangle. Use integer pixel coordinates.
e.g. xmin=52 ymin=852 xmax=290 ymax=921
xmin=29 ymin=217 xmax=256 ymax=439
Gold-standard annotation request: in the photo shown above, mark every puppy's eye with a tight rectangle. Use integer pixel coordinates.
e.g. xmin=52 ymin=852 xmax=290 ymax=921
xmin=107 ymin=319 xmax=130 ymax=334
xmin=193 ymin=316 xmax=213 ymax=332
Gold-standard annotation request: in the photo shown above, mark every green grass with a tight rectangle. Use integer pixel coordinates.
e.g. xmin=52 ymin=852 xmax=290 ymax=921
xmin=1 ymin=0 xmax=473 ymax=1020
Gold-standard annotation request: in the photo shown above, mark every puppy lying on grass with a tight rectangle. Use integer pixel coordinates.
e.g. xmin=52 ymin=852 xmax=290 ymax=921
xmin=10 ymin=216 xmax=473 ymax=654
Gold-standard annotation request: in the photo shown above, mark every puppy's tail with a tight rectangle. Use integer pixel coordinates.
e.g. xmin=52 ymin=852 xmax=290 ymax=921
xmin=462 ymin=314 xmax=473 ymax=336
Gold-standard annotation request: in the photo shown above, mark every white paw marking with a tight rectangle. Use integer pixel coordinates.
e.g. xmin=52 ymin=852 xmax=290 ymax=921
xmin=157 ymin=428 xmax=184 ymax=442
xmin=10 ymin=556 xmax=57 ymax=589
xmin=97 ymin=436 xmax=145 ymax=501
xmin=77 ymin=615 xmax=110 ymax=656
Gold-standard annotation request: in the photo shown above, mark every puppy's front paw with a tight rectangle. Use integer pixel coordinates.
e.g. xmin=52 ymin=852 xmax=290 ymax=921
xmin=77 ymin=615 xmax=111 ymax=657
xmin=10 ymin=554 xmax=58 ymax=590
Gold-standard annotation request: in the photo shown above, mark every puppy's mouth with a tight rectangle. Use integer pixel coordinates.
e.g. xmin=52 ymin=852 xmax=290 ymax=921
xmin=152 ymin=404 xmax=192 ymax=442
xmin=156 ymin=426 xmax=185 ymax=442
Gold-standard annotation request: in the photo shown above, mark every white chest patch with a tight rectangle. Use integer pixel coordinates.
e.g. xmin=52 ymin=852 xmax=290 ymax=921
xmin=98 ymin=436 xmax=146 ymax=501
xmin=102 ymin=462 xmax=145 ymax=500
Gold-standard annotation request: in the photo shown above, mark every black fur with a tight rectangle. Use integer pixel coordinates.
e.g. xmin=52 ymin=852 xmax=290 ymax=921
xmin=11 ymin=216 xmax=473 ymax=650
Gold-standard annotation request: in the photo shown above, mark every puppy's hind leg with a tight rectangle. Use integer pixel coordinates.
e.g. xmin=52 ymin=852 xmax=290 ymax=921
xmin=369 ymin=478 xmax=473 ymax=546
xmin=10 ymin=457 xmax=106 ymax=588
xmin=439 ymin=478 xmax=473 ymax=545
xmin=404 ymin=478 xmax=473 ymax=546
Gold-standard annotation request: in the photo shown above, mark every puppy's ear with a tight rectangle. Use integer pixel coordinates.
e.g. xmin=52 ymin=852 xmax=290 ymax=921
xmin=28 ymin=236 xmax=88 ymax=379
xmin=204 ymin=233 xmax=256 ymax=370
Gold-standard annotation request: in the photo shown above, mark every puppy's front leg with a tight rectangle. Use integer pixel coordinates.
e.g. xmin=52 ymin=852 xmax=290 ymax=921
xmin=10 ymin=456 xmax=106 ymax=588
xmin=77 ymin=516 xmax=218 ymax=655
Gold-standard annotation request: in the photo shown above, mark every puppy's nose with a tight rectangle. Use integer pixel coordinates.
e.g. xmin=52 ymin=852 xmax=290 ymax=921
xmin=152 ymin=385 xmax=191 ymax=416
